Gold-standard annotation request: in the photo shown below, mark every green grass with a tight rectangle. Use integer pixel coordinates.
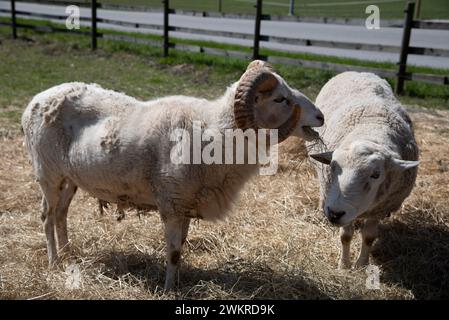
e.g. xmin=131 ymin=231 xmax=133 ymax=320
xmin=0 ymin=21 xmax=254 ymax=113
xmin=42 ymin=0 xmax=449 ymax=19
xmin=0 ymin=110 xmax=22 ymax=123
xmin=0 ymin=14 xmax=447 ymax=118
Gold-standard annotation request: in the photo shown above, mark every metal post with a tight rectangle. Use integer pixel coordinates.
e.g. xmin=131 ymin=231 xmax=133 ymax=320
xmin=91 ymin=0 xmax=97 ymax=50
xmin=395 ymin=2 xmax=415 ymax=95
xmin=289 ymin=0 xmax=295 ymax=16
xmin=414 ymin=0 xmax=421 ymax=20
xmin=11 ymin=0 xmax=17 ymax=39
xmin=218 ymin=0 xmax=222 ymax=13
xmin=253 ymin=0 xmax=262 ymax=60
xmin=163 ymin=0 xmax=169 ymax=57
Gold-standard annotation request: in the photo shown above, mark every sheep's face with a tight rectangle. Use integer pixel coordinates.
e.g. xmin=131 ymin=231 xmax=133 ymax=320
xmin=287 ymin=87 xmax=325 ymax=141
xmin=254 ymin=77 xmax=324 ymax=141
xmin=234 ymin=60 xmax=324 ymax=142
xmin=310 ymin=141 xmax=419 ymax=226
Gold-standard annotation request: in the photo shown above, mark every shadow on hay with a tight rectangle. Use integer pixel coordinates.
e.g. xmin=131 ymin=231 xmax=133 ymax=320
xmin=97 ymin=248 xmax=328 ymax=299
xmin=373 ymin=220 xmax=449 ymax=299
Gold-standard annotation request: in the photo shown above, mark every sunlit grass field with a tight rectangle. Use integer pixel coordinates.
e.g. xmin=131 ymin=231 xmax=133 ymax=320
xmin=0 ymin=24 xmax=449 ymax=299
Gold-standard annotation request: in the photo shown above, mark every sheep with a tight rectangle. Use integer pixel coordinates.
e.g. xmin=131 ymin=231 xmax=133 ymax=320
xmin=307 ymin=71 xmax=419 ymax=269
xmin=21 ymin=60 xmax=324 ymax=290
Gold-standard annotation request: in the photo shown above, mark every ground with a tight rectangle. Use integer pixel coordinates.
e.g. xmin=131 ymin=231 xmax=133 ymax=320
xmin=0 ymin=32 xmax=449 ymax=299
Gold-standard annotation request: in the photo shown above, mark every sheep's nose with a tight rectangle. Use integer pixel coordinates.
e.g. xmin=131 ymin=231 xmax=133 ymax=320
xmin=327 ymin=207 xmax=345 ymax=224
xmin=316 ymin=113 xmax=324 ymax=126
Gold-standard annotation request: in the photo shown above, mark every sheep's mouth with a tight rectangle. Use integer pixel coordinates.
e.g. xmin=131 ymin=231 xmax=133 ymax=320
xmin=302 ymin=126 xmax=320 ymax=140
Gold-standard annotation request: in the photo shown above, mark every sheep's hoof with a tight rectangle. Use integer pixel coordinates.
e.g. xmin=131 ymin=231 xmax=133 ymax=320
xmin=57 ymin=247 xmax=71 ymax=261
xmin=354 ymin=258 xmax=369 ymax=269
xmin=48 ymin=258 xmax=59 ymax=269
xmin=163 ymin=282 xmax=176 ymax=293
xmin=338 ymin=259 xmax=351 ymax=270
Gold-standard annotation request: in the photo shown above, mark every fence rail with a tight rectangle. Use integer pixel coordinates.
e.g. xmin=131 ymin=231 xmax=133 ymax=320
xmin=412 ymin=20 xmax=449 ymax=30
xmin=10 ymin=0 xmax=408 ymax=26
xmin=5 ymin=0 xmax=448 ymax=29
xmin=16 ymin=0 xmax=91 ymax=7
xmin=2 ymin=0 xmax=449 ymax=92
xmin=17 ymin=21 xmax=91 ymax=35
xmin=393 ymin=2 xmax=449 ymax=92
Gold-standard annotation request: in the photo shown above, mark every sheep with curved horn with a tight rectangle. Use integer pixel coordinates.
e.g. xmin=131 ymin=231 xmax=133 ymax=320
xmin=22 ymin=60 xmax=324 ymax=290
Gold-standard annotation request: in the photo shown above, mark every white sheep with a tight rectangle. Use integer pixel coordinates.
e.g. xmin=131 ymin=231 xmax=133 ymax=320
xmin=307 ymin=72 xmax=419 ymax=269
xmin=22 ymin=60 xmax=324 ymax=290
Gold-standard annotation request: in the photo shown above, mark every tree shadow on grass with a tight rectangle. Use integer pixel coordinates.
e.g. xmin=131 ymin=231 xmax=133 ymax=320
xmin=373 ymin=220 xmax=449 ymax=299
xmin=97 ymin=249 xmax=329 ymax=299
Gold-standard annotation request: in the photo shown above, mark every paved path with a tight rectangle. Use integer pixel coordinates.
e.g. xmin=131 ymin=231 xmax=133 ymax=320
xmin=1 ymin=1 xmax=449 ymax=69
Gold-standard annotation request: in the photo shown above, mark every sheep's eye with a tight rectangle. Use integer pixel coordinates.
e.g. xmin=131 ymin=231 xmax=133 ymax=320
xmin=363 ymin=182 xmax=371 ymax=191
xmin=370 ymin=171 xmax=380 ymax=179
xmin=274 ymin=97 xmax=286 ymax=103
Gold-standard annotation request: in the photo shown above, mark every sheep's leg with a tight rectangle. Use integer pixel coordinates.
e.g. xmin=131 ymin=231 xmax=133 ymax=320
xmin=163 ymin=216 xmax=185 ymax=291
xmin=181 ymin=217 xmax=191 ymax=246
xmin=40 ymin=196 xmax=48 ymax=223
xmin=338 ymin=224 xmax=354 ymax=269
xmin=319 ymin=194 xmax=325 ymax=211
xmin=116 ymin=206 xmax=126 ymax=222
xmin=355 ymin=219 xmax=379 ymax=268
xmin=54 ymin=179 xmax=77 ymax=253
xmin=39 ymin=180 xmax=61 ymax=266
xmin=98 ymin=200 xmax=105 ymax=216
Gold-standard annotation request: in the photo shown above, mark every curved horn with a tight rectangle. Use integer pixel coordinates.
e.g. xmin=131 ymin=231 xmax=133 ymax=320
xmin=246 ymin=60 xmax=274 ymax=72
xmin=234 ymin=62 xmax=278 ymax=130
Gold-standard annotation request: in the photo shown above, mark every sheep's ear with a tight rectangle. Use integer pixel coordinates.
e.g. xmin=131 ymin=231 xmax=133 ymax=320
xmin=309 ymin=151 xmax=333 ymax=165
xmin=391 ymin=158 xmax=419 ymax=171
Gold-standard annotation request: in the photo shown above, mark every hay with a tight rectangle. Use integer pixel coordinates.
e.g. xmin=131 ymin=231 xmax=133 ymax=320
xmin=0 ymin=109 xmax=448 ymax=299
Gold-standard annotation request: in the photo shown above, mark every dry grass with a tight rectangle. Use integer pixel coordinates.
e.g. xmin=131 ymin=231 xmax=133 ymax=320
xmin=1 ymin=106 xmax=448 ymax=300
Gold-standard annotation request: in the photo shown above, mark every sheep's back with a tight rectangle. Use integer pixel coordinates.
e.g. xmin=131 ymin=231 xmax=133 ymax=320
xmin=314 ymin=72 xmax=413 ymax=148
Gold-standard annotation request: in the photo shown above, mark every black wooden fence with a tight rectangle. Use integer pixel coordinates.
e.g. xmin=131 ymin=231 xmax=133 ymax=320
xmin=395 ymin=2 xmax=449 ymax=93
xmin=90 ymin=0 xmax=97 ymax=49
xmin=1 ymin=0 xmax=448 ymax=94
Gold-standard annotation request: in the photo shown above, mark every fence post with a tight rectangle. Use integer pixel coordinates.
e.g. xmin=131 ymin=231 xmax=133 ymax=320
xmin=253 ymin=0 xmax=262 ymax=60
xmin=414 ymin=0 xmax=421 ymax=20
xmin=91 ymin=0 xmax=97 ymax=50
xmin=163 ymin=0 xmax=169 ymax=57
xmin=289 ymin=0 xmax=295 ymax=16
xmin=11 ymin=0 xmax=17 ymax=39
xmin=217 ymin=0 xmax=222 ymax=13
xmin=395 ymin=2 xmax=415 ymax=95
